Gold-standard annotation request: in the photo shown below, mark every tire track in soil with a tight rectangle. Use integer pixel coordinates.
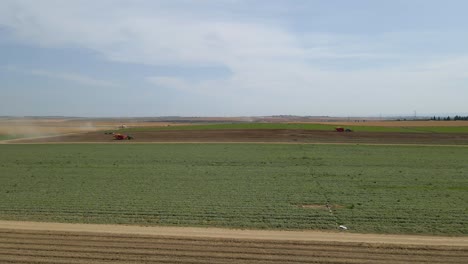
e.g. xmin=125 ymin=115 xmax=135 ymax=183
xmin=299 ymin=144 xmax=342 ymax=230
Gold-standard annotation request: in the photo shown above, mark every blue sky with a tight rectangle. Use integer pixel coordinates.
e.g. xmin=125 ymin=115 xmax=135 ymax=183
xmin=1 ymin=0 xmax=467 ymax=117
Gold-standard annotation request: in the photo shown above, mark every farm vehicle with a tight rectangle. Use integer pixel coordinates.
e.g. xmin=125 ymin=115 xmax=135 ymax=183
xmin=335 ymin=127 xmax=353 ymax=132
xmin=113 ymin=133 xmax=134 ymax=140
xmin=104 ymin=131 xmax=134 ymax=140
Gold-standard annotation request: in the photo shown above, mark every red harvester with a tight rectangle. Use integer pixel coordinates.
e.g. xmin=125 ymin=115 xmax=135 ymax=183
xmin=113 ymin=133 xmax=134 ymax=140
xmin=335 ymin=127 xmax=353 ymax=132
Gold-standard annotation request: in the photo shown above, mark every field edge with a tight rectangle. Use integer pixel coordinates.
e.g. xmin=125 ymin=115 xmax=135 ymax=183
xmin=1 ymin=220 xmax=467 ymax=247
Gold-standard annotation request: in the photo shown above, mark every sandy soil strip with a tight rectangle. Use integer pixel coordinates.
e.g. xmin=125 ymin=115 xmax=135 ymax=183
xmin=1 ymin=221 xmax=467 ymax=247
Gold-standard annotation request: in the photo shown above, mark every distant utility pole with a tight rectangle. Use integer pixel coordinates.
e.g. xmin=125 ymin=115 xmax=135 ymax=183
xmin=414 ymin=110 xmax=417 ymax=120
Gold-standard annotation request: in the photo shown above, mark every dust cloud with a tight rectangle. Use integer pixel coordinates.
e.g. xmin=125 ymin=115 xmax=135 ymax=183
xmin=0 ymin=118 xmax=102 ymax=139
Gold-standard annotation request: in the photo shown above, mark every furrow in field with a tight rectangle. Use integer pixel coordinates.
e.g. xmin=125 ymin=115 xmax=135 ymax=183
xmin=2 ymin=241 xmax=465 ymax=263
xmin=0 ymin=230 xmax=467 ymax=264
xmin=0 ymin=250 xmax=449 ymax=264
xmin=1 ymin=233 xmax=467 ymax=258
xmin=0 ymin=253 xmax=242 ymax=264
xmin=2 ymin=229 xmax=468 ymax=250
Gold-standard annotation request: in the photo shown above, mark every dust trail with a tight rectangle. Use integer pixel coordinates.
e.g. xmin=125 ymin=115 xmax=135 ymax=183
xmin=0 ymin=118 xmax=103 ymax=141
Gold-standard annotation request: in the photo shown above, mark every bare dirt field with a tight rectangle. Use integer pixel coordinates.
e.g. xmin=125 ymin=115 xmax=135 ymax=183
xmin=0 ymin=221 xmax=467 ymax=264
xmin=2 ymin=118 xmax=466 ymax=136
xmin=7 ymin=129 xmax=468 ymax=145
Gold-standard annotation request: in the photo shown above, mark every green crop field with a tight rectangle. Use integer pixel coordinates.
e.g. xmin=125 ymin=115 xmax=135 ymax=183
xmin=0 ymin=134 xmax=49 ymax=141
xmin=0 ymin=144 xmax=467 ymax=235
xmin=0 ymin=135 xmax=25 ymax=141
xmin=0 ymin=133 xmax=60 ymax=141
xmin=120 ymin=122 xmax=468 ymax=133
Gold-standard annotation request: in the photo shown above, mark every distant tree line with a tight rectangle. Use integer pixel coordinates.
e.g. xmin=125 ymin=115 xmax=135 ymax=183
xmin=454 ymin=116 xmax=468 ymax=120
xmin=430 ymin=116 xmax=468 ymax=121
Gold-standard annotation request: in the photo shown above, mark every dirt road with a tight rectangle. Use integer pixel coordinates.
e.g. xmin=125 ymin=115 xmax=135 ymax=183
xmin=0 ymin=221 xmax=467 ymax=264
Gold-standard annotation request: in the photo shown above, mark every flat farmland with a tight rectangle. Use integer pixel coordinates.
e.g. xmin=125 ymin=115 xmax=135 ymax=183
xmin=10 ymin=129 xmax=468 ymax=145
xmin=7 ymin=121 xmax=468 ymax=145
xmin=118 ymin=122 xmax=468 ymax=133
xmin=0 ymin=118 xmax=178 ymax=141
xmin=0 ymin=143 xmax=467 ymax=235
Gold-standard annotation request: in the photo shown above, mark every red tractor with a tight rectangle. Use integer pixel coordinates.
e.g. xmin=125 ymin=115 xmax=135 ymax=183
xmin=335 ymin=127 xmax=353 ymax=132
xmin=113 ymin=133 xmax=134 ymax=140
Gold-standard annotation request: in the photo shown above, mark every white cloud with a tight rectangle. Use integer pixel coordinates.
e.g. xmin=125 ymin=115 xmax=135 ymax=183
xmin=0 ymin=0 xmax=467 ymax=115
xmin=146 ymin=54 xmax=468 ymax=115
xmin=0 ymin=0 xmax=384 ymax=65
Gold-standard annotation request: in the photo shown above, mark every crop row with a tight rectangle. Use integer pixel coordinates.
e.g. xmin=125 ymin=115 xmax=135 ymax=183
xmin=1 ymin=143 xmax=467 ymax=235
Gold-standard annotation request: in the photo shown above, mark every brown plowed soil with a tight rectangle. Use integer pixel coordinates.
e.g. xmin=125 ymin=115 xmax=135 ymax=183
xmin=9 ymin=129 xmax=468 ymax=145
xmin=0 ymin=221 xmax=467 ymax=264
